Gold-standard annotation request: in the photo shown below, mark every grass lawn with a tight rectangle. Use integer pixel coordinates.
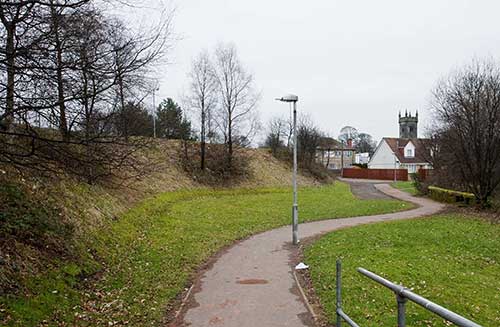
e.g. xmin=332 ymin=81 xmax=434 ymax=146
xmin=304 ymin=214 xmax=500 ymax=326
xmin=0 ymin=182 xmax=411 ymax=326
xmin=391 ymin=181 xmax=418 ymax=195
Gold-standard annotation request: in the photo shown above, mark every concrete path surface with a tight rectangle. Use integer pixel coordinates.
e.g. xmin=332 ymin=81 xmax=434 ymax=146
xmin=347 ymin=181 xmax=392 ymax=200
xmin=177 ymin=184 xmax=445 ymax=327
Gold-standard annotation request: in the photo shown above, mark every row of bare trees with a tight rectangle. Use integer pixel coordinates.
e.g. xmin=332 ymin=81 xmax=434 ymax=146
xmin=0 ymin=0 xmax=172 ymax=182
xmin=185 ymin=44 xmax=260 ymax=171
xmin=264 ymin=114 xmax=325 ymax=170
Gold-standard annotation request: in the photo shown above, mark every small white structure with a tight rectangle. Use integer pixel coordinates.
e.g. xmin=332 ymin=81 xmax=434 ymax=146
xmin=368 ymin=138 xmax=432 ymax=173
xmin=355 ymin=152 xmax=370 ymax=165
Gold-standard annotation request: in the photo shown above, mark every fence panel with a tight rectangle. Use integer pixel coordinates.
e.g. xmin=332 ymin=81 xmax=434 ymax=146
xmin=342 ymin=168 xmax=408 ymax=181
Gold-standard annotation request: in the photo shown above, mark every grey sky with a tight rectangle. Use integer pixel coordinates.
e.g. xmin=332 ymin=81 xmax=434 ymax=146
xmin=132 ymin=0 xmax=500 ymax=143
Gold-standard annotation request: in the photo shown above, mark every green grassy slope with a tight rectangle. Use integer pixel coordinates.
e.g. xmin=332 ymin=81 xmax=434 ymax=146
xmin=305 ymin=215 xmax=500 ymax=326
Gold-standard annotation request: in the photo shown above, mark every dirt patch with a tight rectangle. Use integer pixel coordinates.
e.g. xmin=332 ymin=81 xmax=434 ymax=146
xmin=288 ymin=237 xmax=332 ymax=327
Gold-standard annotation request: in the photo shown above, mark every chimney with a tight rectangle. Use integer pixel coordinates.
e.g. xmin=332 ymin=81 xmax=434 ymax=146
xmin=347 ymin=138 xmax=353 ymax=148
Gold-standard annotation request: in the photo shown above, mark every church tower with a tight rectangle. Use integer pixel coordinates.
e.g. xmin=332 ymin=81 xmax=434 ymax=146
xmin=399 ymin=110 xmax=418 ymax=138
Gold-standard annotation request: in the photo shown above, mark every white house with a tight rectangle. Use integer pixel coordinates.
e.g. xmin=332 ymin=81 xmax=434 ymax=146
xmin=368 ymin=138 xmax=432 ymax=173
xmin=368 ymin=111 xmax=432 ymax=173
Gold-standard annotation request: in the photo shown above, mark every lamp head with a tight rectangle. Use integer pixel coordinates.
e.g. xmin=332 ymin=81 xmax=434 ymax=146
xmin=275 ymin=94 xmax=298 ymax=102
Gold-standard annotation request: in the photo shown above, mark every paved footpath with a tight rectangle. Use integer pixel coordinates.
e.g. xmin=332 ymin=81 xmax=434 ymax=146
xmin=178 ymin=184 xmax=445 ymax=327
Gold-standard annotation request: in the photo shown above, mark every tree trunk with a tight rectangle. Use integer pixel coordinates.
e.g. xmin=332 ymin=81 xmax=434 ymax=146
xmin=117 ymin=72 xmax=127 ymax=141
xmin=200 ymin=108 xmax=206 ymax=170
xmin=51 ymin=4 xmax=69 ymax=141
xmin=4 ymin=26 xmax=15 ymax=131
xmin=227 ymin=113 xmax=233 ymax=168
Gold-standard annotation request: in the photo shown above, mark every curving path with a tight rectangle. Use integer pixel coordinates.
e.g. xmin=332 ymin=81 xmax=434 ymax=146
xmin=176 ymin=183 xmax=445 ymax=327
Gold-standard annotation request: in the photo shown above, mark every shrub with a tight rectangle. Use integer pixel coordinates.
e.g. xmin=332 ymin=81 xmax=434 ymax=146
xmin=409 ymin=173 xmax=423 ymax=195
xmin=428 ymin=186 xmax=475 ymax=206
xmin=180 ymin=141 xmax=251 ymax=185
xmin=301 ymin=162 xmax=335 ymax=182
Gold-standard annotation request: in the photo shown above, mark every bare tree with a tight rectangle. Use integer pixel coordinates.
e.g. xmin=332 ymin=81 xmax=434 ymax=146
xmin=297 ymin=115 xmax=323 ymax=168
xmin=0 ymin=1 xmax=175 ymax=183
xmin=212 ymin=43 xmax=260 ymax=167
xmin=186 ymin=50 xmax=217 ymax=170
xmin=0 ymin=1 xmax=37 ymax=131
xmin=264 ymin=116 xmax=287 ymax=156
xmin=338 ymin=126 xmax=358 ymax=144
xmin=355 ymin=133 xmax=376 ymax=154
xmin=431 ymin=59 xmax=500 ymax=206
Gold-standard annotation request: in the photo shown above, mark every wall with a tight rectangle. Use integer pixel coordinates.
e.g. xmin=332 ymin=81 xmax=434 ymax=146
xmin=368 ymin=140 xmax=400 ymax=169
xmin=342 ymin=168 xmax=408 ymax=181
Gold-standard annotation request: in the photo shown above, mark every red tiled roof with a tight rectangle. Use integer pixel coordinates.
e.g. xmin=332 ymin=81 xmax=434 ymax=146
xmin=383 ymin=138 xmax=431 ymax=164
xmin=317 ymin=137 xmax=355 ymax=151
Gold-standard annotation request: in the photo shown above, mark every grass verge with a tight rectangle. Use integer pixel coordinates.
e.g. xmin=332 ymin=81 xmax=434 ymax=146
xmin=1 ymin=182 xmax=410 ymax=326
xmin=391 ymin=181 xmax=418 ymax=195
xmin=304 ymin=214 xmax=500 ymax=326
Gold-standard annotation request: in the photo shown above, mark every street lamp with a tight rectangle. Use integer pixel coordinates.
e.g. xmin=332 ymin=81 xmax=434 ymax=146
xmin=276 ymin=94 xmax=299 ymax=245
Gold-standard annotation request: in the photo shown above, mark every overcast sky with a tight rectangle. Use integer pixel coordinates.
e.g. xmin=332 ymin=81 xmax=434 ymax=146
xmin=126 ymin=0 xmax=500 ymax=143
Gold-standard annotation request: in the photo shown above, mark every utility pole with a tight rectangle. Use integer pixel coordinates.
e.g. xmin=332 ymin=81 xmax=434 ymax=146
xmin=152 ymin=87 xmax=159 ymax=138
xmin=341 ymin=141 xmax=345 ymax=177
xmin=292 ymin=99 xmax=298 ymax=245
xmin=276 ymin=94 xmax=299 ymax=245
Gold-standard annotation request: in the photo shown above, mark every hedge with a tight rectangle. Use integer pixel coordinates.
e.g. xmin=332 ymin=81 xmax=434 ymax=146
xmin=428 ymin=186 xmax=476 ymax=205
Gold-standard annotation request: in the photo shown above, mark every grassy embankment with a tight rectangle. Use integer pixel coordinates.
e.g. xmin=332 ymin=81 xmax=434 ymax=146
xmin=0 ymin=177 xmax=410 ymax=326
xmin=305 ymin=215 xmax=500 ymax=326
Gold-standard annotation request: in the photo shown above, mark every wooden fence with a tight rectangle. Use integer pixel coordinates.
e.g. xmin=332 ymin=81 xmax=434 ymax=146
xmin=342 ymin=168 xmax=408 ymax=181
xmin=417 ymin=169 xmax=432 ymax=181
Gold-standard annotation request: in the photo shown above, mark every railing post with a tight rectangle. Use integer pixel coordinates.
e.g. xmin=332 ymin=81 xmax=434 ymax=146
xmin=396 ymin=293 xmax=407 ymax=327
xmin=336 ymin=260 xmax=342 ymax=327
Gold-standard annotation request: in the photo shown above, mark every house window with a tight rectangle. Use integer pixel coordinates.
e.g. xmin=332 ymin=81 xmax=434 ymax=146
xmin=406 ymin=149 xmax=413 ymax=157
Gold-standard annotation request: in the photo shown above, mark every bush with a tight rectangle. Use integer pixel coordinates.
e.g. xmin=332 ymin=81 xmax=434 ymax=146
xmin=409 ymin=173 xmax=422 ymax=194
xmin=428 ymin=186 xmax=475 ymax=206
xmin=180 ymin=141 xmax=251 ymax=185
xmin=301 ymin=162 xmax=335 ymax=182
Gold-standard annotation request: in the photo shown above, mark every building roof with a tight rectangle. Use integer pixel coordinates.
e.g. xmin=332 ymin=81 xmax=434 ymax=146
xmin=317 ymin=137 xmax=355 ymax=151
xmin=383 ymin=138 xmax=431 ymax=164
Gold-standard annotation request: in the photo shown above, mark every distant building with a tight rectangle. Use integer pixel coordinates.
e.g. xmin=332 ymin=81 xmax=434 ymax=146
xmin=368 ymin=111 xmax=432 ymax=173
xmin=355 ymin=152 xmax=370 ymax=165
xmin=316 ymin=137 xmax=355 ymax=170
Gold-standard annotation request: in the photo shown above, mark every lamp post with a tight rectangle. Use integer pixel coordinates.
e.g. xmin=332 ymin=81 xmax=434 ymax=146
xmin=276 ymin=94 xmax=299 ymax=245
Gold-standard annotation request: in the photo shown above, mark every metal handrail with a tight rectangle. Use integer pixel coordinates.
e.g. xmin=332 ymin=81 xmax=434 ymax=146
xmin=335 ymin=260 xmax=483 ymax=327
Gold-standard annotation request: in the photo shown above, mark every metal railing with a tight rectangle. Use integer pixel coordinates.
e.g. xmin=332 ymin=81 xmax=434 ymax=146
xmin=335 ymin=260 xmax=482 ymax=327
